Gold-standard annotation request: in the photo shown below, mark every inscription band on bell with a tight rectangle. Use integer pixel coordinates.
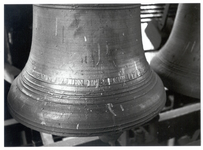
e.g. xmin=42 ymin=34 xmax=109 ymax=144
xmin=26 ymin=66 xmax=147 ymax=87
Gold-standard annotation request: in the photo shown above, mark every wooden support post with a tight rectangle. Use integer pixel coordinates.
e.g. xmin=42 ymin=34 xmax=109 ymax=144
xmin=40 ymin=132 xmax=54 ymax=146
xmin=117 ymin=131 xmax=128 ymax=146
xmin=4 ymin=62 xmax=21 ymax=83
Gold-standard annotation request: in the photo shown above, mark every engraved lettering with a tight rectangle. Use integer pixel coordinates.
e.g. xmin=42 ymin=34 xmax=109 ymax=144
xmin=125 ymin=74 xmax=129 ymax=81
xmin=31 ymin=65 xmax=147 ymax=87
xmin=128 ymin=72 xmax=136 ymax=80
xmin=112 ymin=77 xmax=118 ymax=84
xmin=68 ymin=79 xmax=74 ymax=85
xmin=127 ymin=73 xmax=132 ymax=80
xmin=95 ymin=79 xmax=99 ymax=88
xmin=100 ymin=78 xmax=107 ymax=86
xmin=90 ymin=79 xmax=96 ymax=86
xmin=119 ymin=75 xmax=126 ymax=82
xmin=86 ymin=80 xmax=91 ymax=87
xmin=107 ymin=78 xmax=111 ymax=85
xmin=75 ymin=79 xmax=84 ymax=86
xmin=121 ymin=68 xmax=125 ymax=75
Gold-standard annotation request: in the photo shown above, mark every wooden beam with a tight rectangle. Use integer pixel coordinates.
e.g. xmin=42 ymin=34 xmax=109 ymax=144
xmin=44 ymin=136 xmax=100 ymax=146
xmin=4 ymin=118 xmax=18 ymax=126
xmin=159 ymin=103 xmax=200 ymax=122
xmin=40 ymin=132 xmax=54 ymax=146
xmin=4 ymin=62 xmax=21 ymax=84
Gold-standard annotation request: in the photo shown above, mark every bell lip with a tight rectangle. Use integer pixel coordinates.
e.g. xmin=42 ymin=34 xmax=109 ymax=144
xmin=7 ymin=93 xmax=165 ymax=137
xmin=7 ymin=71 xmax=166 ymax=137
xmin=33 ymin=4 xmax=140 ymax=10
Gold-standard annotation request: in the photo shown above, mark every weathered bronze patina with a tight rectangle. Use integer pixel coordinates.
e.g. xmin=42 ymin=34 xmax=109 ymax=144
xmin=8 ymin=4 xmax=166 ymax=136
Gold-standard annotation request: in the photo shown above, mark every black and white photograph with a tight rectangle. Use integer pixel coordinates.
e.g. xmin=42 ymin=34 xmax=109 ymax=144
xmin=3 ymin=1 xmax=201 ymax=147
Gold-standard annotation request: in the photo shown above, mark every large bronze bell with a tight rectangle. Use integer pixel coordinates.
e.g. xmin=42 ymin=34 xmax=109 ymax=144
xmin=7 ymin=4 xmax=166 ymax=137
xmin=150 ymin=4 xmax=200 ymax=99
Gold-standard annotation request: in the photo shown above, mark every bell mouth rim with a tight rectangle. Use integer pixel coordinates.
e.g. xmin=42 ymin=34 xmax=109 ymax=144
xmin=34 ymin=4 xmax=140 ymax=10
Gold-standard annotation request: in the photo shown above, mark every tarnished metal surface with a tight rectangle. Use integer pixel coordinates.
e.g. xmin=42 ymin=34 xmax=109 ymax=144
xmin=150 ymin=4 xmax=200 ymax=99
xmin=8 ymin=4 xmax=166 ymax=136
